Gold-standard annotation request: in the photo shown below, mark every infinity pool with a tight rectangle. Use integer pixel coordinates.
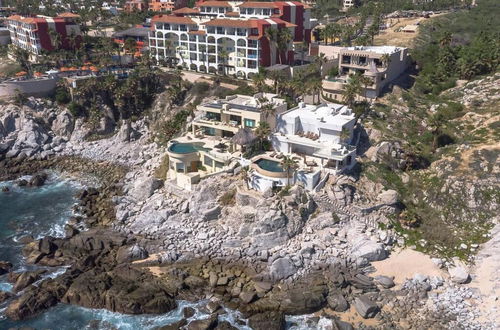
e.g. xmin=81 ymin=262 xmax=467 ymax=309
xmin=168 ymin=143 xmax=211 ymax=154
xmin=254 ymin=158 xmax=285 ymax=172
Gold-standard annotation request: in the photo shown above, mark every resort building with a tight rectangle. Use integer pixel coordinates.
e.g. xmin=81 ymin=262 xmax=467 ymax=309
xmin=6 ymin=13 xmax=82 ymax=61
xmin=322 ymin=46 xmax=410 ymax=100
xmin=124 ymin=0 xmax=148 ymax=12
xmin=149 ymin=0 xmax=188 ymax=12
xmin=247 ymin=102 xmax=358 ymax=193
xmin=112 ymin=26 xmax=150 ymax=55
xmin=148 ymin=1 xmax=312 ymax=78
xmin=167 ymin=92 xmax=286 ymax=190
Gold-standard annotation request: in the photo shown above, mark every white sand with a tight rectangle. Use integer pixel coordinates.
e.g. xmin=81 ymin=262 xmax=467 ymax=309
xmin=371 ymin=248 xmax=447 ymax=287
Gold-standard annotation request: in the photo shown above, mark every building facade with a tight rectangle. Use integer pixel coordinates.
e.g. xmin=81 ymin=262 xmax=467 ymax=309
xmin=322 ymin=46 xmax=410 ymax=100
xmin=124 ymin=0 xmax=148 ymax=12
xmin=149 ymin=0 xmax=188 ymax=12
xmin=272 ymin=102 xmax=357 ymax=174
xmin=149 ymin=1 xmax=312 ymax=79
xmin=192 ymin=92 xmax=287 ymax=137
xmin=6 ymin=13 xmax=82 ymax=61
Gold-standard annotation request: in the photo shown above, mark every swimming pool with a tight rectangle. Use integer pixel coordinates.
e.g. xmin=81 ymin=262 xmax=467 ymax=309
xmin=254 ymin=158 xmax=285 ymax=172
xmin=168 ymin=143 xmax=210 ymax=154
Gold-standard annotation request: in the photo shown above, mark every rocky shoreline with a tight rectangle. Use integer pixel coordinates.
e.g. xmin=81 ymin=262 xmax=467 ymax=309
xmin=1 ymin=98 xmax=498 ymax=329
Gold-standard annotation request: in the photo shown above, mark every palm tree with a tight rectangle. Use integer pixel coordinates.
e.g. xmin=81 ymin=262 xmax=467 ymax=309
xmin=428 ymin=112 xmax=445 ymax=151
xmin=342 ymin=74 xmax=361 ymax=108
xmin=358 ymin=74 xmax=372 ymax=101
xmin=314 ymin=52 xmax=327 ymax=76
xmin=12 ymin=47 xmax=33 ymax=76
xmin=277 ymin=28 xmax=292 ymax=64
xmin=308 ymin=78 xmax=322 ymax=104
xmin=265 ymin=27 xmax=279 ymax=64
xmin=281 ymin=155 xmax=298 ymax=187
xmin=340 ymin=127 xmax=351 ymax=144
xmin=380 ymin=53 xmax=391 ymax=68
xmin=260 ymin=100 xmax=275 ymax=121
xmin=218 ymin=49 xmax=229 ymax=75
xmin=254 ymin=121 xmax=271 ymax=151
xmin=252 ymin=68 xmax=267 ymax=92
xmin=267 ymin=69 xmax=285 ymax=94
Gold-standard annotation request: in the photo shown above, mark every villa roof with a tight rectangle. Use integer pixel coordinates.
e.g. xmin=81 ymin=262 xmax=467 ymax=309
xmin=270 ymin=18 xmax=297 ymax=28
xmin=232 ymin=128 xmax=257 ymax=145
xmin=225 ymin=11 xmax=240 ymax=17
xmin=172 ymin=7 xmax=200 ymax=14
xmin=151 ymin=15 xmax=196 ymax=25
xmin=204 ymin=18 xmax=259 ymax=28
xmin=239 ymin=2 xmax=278 ymax=8
xmin=57 ymin=12 xmax=80 ymax=18
xmin=199 ymin=1 xmax=232 ymax=7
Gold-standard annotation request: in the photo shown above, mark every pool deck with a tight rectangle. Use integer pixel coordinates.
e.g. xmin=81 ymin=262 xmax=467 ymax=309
xmin=172 ymin=133 xmax=242 ymax=161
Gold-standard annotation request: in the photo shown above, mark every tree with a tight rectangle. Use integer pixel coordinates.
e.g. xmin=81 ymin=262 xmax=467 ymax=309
xmin=259 ymin=98 xmax=276 ymax=121
xmin=252 ymin=68 xmax=267 ymax=92
xmin=124 ymin=38 xmax=138 ymax=56
xmin=265 ymin=27 xmax=279 ymax=63
xmin=277 ymin=28 xmax=292 ymax=64
xmin=313 ymin=52 xmax=327 ymax=77
xmin=254 ymin=121 xmax=271 ymax=151
xmin=307 ymin=78 xmax=322 ymax=104
xmin=358 ymin=74 xmax=372 ymax=101
xmin=12 ymin=47 xmax=32 ymax=76
xmin=439 ymin=31 xmax=452 ymax=48
xmin=281 ymin=155 xmax=298 ymax=186
xmin=266 ymin=69 xmax=285 ymax=94
xmin=340 ymin=127 xmax=351 ymax=144
xmin=380 ymin=53 xmax=391 ymax=68
xmin=428 ymin=112 xmax=445 ymax=151
xmin=342 ymin=74 xmax=361 ymax=107
xmin=218 ymin=49 xmax=229 ymax=75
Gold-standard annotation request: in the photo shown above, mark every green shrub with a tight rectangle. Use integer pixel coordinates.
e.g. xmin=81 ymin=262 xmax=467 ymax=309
xmin=219 ymin=189 xmax=236 ymax=206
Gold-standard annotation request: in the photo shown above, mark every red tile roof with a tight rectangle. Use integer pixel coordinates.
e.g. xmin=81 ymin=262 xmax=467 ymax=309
xmin=199 ymin=1 xmax=232 ymax=7
xmin=204 ymin=18 xmax=260 ymax=28
xmin=239 ymin=2 xmax=278 ymax=8
xmin=151 ymin=15 xmax=196 ymax=25
xmin=225 ymin=11 xmax=240 ymax=17
xmin=172 ymin=7 xmax=200 ymax=14
xmin=271 ymin=18 xmax=297 ymax=28
xmin=57 ymin=12 xmax=80 ymax=18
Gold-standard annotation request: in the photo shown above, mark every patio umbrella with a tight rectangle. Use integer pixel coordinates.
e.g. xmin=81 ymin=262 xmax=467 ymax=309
xmin=232 ymin=128 xmax=256 ymax=146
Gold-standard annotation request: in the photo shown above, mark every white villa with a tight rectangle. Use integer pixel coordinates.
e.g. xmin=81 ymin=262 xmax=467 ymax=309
xmin=248 ymin=102 xmax=358 ymax=192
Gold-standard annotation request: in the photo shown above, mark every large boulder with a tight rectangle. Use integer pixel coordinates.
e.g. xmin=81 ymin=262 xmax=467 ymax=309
xmin=0 ymin=291 xmax=13 ymax=304
xmin=116 ymin=244 xmax=149 ymax=264
xmin=129 ymin=177 xmax=163 ymax=201
xmin=378 ymin=189 xmax=399 ymax=205
xmin=327 ymin=293 xmax=349 ymax=312
xmin=51 ymin=110 xmax=74 ymax=137
xmin=270 ymin=257 xmax=297 ymax=280
xmin=248 ymin=311 xmax=286 ymax=330
xmin=62 ymin=265 xmax=176 ymax=315
xmin=448 ymin=265 xmax=470 ymax=284
xmin=354 ymin=295 xmax=379 ymax=319
xmin=374 ymin=275 xmax=395 ymax=289
xmin=350 ymin=239 xmax=387 ymax=262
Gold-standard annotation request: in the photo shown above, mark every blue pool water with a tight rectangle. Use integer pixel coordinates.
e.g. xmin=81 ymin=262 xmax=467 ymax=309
xmin=168 ymin=143 xmax=211 ymax=154
xmin=255 ymin=158 xmax=285 ymax=172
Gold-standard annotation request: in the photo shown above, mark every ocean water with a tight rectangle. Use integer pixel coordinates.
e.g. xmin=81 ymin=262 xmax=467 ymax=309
xmin=0 ymin=175 xmax=252 ymax=329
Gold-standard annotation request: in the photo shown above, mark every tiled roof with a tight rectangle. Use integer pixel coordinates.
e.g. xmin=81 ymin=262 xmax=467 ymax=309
xmin=172 ymin=7 xmax=200 ymax=14
xmin=57 ymin=12 xmax=80 ymax=18
xmin=151 ymin=15 xmax=196 ymax=25
xmin=271 ymin=18 xmax=297 ymax=28
xmin=199 ymin=1 xmax=232 ymax=7
xmin=225 ymin=11 xmax=240 ymax=17
xmin=239 ymin=2 xmax=278 ymax=8
xmin=204 ymin=18 xmax=259 ymax=28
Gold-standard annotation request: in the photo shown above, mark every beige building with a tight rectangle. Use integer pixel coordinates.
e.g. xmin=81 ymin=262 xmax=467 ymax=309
xmin=167 ymin=92 xmax=286 ymax=190
xmin=192 ymin=92 xmax=287 ymax=137
xmin=322 ymin=46 xmax=410 ymax=101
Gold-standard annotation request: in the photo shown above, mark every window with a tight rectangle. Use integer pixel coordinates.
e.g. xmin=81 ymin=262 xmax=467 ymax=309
xmin=203 ymin=127 xmax=216 ymax=135
xmin=206 ymin=112 xmax=221 ymax=121
xmin=204 ymin=156 xmax=213 ymax=167
xmin=244 ymin=119 xmax=256 ymax=128
xmin=342 ymin=55 xmax=351 ymax=64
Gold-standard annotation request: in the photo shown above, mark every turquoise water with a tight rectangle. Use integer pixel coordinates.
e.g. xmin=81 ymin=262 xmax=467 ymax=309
xmin=255 ymin=158 xmax=285 ymax=172
xmin=168 ymin=143 xmax=211 ymax=154
xmin=0 ymin=175 xmax=252 ymax=330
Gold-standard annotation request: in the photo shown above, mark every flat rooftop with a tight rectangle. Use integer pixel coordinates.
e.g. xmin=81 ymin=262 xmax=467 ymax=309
xmin=202 ymin=93 xmax=284 ymax=113
xmin=344 ymin=45 xmax=403 ymax=54
xmin=282 ymin=103 xmax=355 ymax=130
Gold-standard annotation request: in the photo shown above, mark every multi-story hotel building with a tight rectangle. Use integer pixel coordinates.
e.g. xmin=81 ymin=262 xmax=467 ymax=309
xmin=6 ymin=13 xmax=82 ymax=61
xmin=148 ymin=1 xmax=312 ymax=78
xmin=149 ymin=0 xmax=188 ymax=12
